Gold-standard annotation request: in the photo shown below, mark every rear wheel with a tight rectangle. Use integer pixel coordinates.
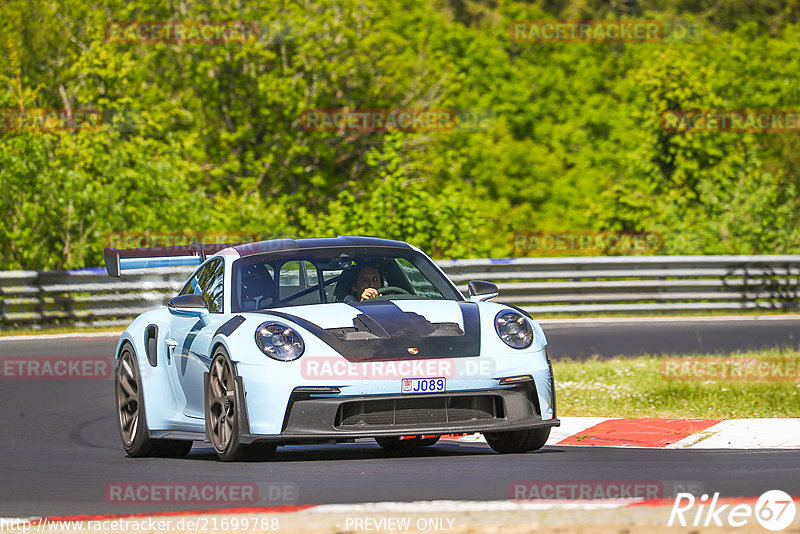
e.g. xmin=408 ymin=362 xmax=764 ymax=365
xmin=484 ymin=427 xmax=551 ymax=454
xmin=115 ymin=344 xmax=192 ymax=458
xmin=375 ymin=436 xmax=440 ymax=450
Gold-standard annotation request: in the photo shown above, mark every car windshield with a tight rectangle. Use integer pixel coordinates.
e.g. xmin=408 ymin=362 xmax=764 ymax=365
xmin=230 ymin=248 xmax=463 ymax=312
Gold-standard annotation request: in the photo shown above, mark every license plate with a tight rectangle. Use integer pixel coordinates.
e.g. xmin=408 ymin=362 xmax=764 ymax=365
xmin=401 ymin=377 xmax=446 ymax=394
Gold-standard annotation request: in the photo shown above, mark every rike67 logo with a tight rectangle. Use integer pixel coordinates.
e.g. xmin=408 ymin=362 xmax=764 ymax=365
xmin=668 ymin=490 xmax=796 ymax=531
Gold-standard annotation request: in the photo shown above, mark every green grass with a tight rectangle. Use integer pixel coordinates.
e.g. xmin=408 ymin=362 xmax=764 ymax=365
xmin=554 ymin=348 xmax=800 ymax=418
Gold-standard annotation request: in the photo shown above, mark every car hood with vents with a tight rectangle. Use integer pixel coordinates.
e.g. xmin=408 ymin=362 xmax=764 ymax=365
xmin=256 ymin=300 xmax=481 ymax=361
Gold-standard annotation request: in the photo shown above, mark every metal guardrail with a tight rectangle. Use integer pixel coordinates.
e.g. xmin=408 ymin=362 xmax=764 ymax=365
xmin=0 ymin=267 xmax=194 ymax=329
xmin=2 ymin=255 xmax=800 ymax=329
xmin=442 ymin=255 xmax=800 ymax=313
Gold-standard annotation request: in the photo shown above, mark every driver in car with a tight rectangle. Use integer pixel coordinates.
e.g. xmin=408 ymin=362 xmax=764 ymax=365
xmin=352 ymin=264 xmax=384 ymax=301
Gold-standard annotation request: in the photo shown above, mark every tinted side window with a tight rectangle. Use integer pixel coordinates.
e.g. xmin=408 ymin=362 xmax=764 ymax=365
xmin=278 ymin=260 xmax=322 ymax=305
xmin=238 ymin=262 xmax=276 ymax=311
xmin=396 ymin=258 xmax=442 ymax=298
xmin=178 ymin=259 xmax=224 ymax=312
xmin=178 ymin=270 xmax=204 ymax=297
xmin=198 ymin=259 xmax=224 ymax=312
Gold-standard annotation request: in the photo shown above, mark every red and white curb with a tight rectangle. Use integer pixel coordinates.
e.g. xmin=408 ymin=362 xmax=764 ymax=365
xmin=441 ymin=417 xmax=800 ymax=448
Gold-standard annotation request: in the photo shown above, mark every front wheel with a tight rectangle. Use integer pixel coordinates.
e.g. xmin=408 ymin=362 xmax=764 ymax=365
xmin=484 ymin=427 xmax=551 ymax=454
xmin=206 ymin=350 xmax=261 ymax=462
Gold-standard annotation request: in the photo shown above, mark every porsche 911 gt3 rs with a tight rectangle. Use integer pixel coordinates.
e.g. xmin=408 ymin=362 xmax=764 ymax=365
xmin=105 ymin=236 xmax=558 ymax=461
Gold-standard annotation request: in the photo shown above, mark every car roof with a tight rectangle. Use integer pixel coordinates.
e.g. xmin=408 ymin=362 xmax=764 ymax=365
xmin=232 ymin=236 xmax=414 ymax=258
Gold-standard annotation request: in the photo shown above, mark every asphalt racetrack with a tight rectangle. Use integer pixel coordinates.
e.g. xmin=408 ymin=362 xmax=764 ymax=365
xmin=1 ymin=317 xmax=799 ymax=517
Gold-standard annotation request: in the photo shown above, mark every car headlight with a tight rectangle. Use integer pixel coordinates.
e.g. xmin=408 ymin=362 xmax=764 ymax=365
xmin=254 ymin=322 xmax=305 ymax=361
xmin=494 ymin=310 xmax=533 ymax=349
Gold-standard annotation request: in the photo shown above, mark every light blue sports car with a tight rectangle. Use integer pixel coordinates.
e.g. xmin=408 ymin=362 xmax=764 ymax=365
xmin=105 ymin=237 xmax=558 ymax=461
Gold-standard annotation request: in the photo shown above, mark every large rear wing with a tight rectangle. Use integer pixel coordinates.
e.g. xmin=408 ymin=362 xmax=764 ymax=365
xmin=103 ymin=242 xmax=237 ymax=277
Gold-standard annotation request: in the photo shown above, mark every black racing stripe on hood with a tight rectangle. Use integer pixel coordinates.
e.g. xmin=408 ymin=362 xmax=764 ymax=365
xmin=257 ymin=301 xmax=481 ymax=362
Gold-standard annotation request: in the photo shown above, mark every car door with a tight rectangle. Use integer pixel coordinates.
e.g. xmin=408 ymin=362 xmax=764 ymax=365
xmin=165 ymin=258 xmax=227 ymax=420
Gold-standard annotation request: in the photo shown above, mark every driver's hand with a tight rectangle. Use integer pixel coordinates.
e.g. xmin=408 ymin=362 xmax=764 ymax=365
xmin=360 ymin=288 xmax=379 ymax=301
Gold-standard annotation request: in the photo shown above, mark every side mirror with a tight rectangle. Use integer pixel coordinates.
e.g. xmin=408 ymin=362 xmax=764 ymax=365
xmin=468 ymin=280 xmax=499 ymax=303
xmin=168 ymin=293 xmax=210 ymax=323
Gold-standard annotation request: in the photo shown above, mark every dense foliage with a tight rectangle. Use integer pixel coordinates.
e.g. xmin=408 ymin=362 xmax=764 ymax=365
xmin=2 ymin=0 xmax=799 ymax=269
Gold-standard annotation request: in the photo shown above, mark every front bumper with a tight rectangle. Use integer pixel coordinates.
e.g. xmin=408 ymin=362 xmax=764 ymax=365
xmin=240 ymin=380 xmax=559 ymax=444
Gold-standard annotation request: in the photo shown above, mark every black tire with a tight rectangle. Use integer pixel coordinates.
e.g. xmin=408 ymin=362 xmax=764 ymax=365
xmin=115 ymin=343 xmax=192 ymax=458
xmin=375 ymin=436 xmax=440 ymax=450
xmin=484 ymin=427 xmax=551 ymax=454
xmin=206 ymin=349 xmax=250 ymax=462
